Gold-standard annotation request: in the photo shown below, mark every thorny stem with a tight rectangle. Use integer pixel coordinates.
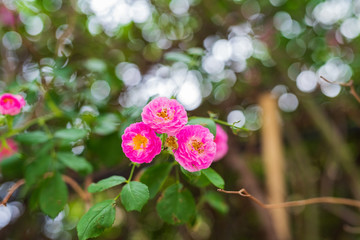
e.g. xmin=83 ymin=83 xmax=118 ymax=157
xmin=218 ymin=188 xmax=360 ymax=208
xmin=320 ymin=76 xmax=360 ymax=104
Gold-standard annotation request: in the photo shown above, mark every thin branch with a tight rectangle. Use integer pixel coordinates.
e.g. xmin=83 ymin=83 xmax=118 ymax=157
xmin=218 ymin=188 xmax=360 ymax=209
xmin=62 ymin=175 xmax=90 ymax=202
xmin=344 ymin=225 xmax=360 ymax=234
xmin=0 ymin=179 xmax=25 ymax=206
xmin=320 ymin=76 xmax=360 ymax=104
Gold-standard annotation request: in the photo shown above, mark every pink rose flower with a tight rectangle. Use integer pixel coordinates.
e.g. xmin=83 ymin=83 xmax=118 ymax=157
xmin=0 ymin=139 xmax=18 ymax=161
xmin=0 ymin=6 xmax=17 ymax=27
xmin=213 ymin=124 xmax=228 ymax=161
xmin=121 ymin=122 xmax=162 ymax=164
xmin=174 ymin=125 xmax=216 ymax=172
xmin=141 ymin=97 xmax=188 ymax=135
xmin=0 ymin=93 xmax=26 ymax=116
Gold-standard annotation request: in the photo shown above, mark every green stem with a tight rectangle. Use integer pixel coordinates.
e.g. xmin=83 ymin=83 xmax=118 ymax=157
xmin=4 ymin=113 xmax=56 ymax=139
xmin=212 ymin=118 xmax=248 ymax=131
xmin=126 ymin=163 xmax=137 ymax=183
xmin=6 ymin=116 xmax=13 ymax=131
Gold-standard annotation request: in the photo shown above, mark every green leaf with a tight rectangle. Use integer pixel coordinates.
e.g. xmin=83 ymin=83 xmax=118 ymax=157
xmin=202 ymin=168 xmax=225 ymax=189
xmin=121 ymin=181 xmax=149 ymax=212
xmin=88 ymin=176 xmax=126 ymax=193
xmin=164 ymin=52 xmax=192 ymax=64
xmin=54 ymin=128 xmax=87 ymax=141
xmin=15 ymin=131 xmax=50 ymax=144
xmin=25 ymin=156 xmax=51 ymax=186
xmin=187 ymin=47 xmax=204 ymax=56
xmin=57 ymin=152 xmax=93 ymax=175
xmin=180 ymin=166 xmax=201 ymax=178
xmin=93 ymin=114 xmax=120 ymax=135
xmin=156 ymin=183 xmax=196 ymax=225
xmin=140 ymin=162 xmax=173 ymax=199
xmin=203 ymin=191 xmax=229 ymax=214
xmin=77 ymin=200 xmax=116 ymax=240
xmin=0 ymin=154 xmax=23 ymax=179
xmin=187 ymin=117 xmax=216 ymax=136
xmin=39 ymin=172 xmax=68 ymax=218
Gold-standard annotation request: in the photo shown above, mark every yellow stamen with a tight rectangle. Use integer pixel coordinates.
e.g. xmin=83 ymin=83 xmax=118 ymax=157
xmin=157 ymin=108 xmax=170 ymax=120
xmin=132 ymin=134 xmax=149 ymax=150
xmin=191 ymin=140 xmax=204 ymax=154
xmin=3 ymin=98 xmax=14 ymax=104
xmin=165 ymin=136 xmax=178 ymax=150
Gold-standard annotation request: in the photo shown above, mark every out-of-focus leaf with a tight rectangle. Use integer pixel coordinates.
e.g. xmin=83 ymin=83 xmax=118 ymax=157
xmin=57 ymin=152 xmax=93 ymax=175
xmin=15 ymin=131 xmax=50 ymax=144
xmin=93 ymin=114 xmax=120 ymax=135
xmin=156 ymin=183 xmax=196 ymax=225
xmin=203 ymin=191 xmax=229 ymax=214
xmin=164 ymin=52 xmax=192 ymax=64
xmin=0 ymin=154 xmax=23 ymax=179
xmin=25 ymin=155 xmax=51 ymax=186
xmin=54 ymin=128 xmax=87 ymax=141
xmin=39 ymin=172 xmax=68 ymax=218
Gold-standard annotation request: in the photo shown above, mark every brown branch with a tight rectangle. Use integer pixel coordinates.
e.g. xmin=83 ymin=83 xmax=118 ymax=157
xmin=62 ymin=175 xmax=89 ymax=202
xmin=320 ymin=76 xmax=360 ymax=104
xmin=218 ymin=188 xmax=360 ymax=209
xmin=0 ymin=179 xmax=25 ymax=206
xmin=344 ymin=225 xmax=360 ymax=234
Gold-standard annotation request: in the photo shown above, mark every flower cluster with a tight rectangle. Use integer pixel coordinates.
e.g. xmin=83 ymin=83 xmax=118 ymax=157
xmin=0 ymin=93 xmax=26 ymax=116
xmin=121 ymin=97 xmax=228 ymax=172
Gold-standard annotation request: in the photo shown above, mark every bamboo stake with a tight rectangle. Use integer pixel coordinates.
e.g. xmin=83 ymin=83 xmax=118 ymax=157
xmin=259 ymin=93 xmax=291 ymax=240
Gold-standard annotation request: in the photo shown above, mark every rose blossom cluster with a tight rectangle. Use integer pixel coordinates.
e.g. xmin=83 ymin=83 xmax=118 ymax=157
xmin=121 ymin=97 xmax=228 ymax=172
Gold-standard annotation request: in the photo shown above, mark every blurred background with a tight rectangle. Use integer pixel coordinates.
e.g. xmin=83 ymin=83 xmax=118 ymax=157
xmin=1 ymin=0 xmax=360 ymax=239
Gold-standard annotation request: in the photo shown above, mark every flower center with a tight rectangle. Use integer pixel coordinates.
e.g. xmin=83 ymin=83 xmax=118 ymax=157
xmin=132 ymin=134 xmax=149 ymax=150
xmin=157 ymin=108 xmax=170 ymax=120
xmin=3 ymin=97 xmax=14 ymax=105
xmin=191 ymin=140 xmax=204 ymax=154
xmin=165 ymin=136 xmax=178 ymax=150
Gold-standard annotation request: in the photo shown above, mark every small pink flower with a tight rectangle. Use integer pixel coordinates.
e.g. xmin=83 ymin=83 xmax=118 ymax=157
xmin=0 ymin=93 xmax=26 ymax=116
xmin=214 ymin=124 xmax=228 ymax=161
xmin=174 ymin=125 xmax=216 ymax=172
xmin=141 ymin=97 xmax=188 ymax=135
xmin=121 ymin=122 xmax=162 ymax=164
xmin=0 ymin=6 xmax=17 ymax=27
xmin=0 ymin=139 xmax=18 ymax=161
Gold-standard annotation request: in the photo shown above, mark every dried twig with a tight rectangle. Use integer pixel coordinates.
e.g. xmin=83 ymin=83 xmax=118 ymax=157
xmin=0 ymin=179 xmax=25 ymax=206
xmin=218 ymin=188 xmax=360 ymax=209
xmin=320 ymin=76 xmax=360 ymax=104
